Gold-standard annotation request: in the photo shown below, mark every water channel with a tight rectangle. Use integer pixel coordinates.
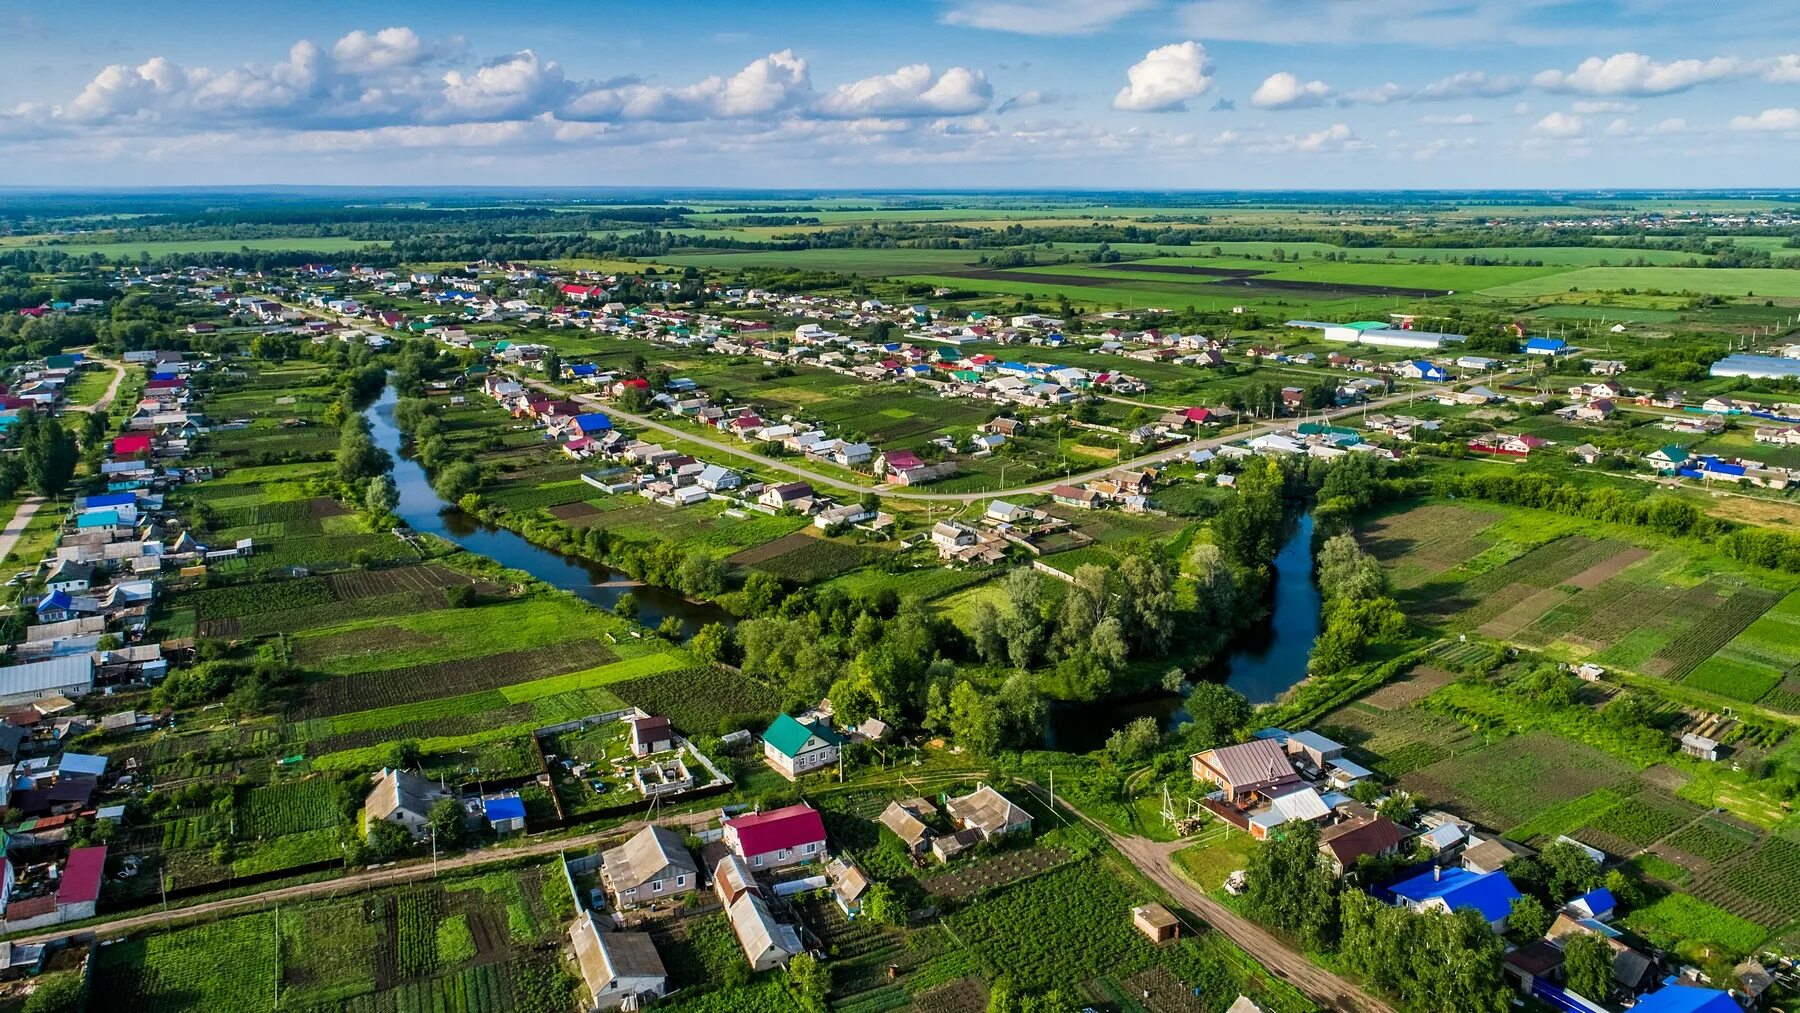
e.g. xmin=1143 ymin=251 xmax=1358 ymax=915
xmin=364 ymin=384 xmax=731 ymax=639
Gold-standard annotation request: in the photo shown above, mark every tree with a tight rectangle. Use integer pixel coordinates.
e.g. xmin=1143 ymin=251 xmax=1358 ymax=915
xmin=433 ymin=461 xmax=482 ymax=501
xmin=364 ymin=474 xmax=398 ymax=516
xmin=613 ymin=591 xmax=639 ymax=620
xmin=21 ymin=971 xmax=83 ymax=1013
xmin=541 ymin=349 xmax=561 ymax=381
xmin=863 ymin=881 xmax=904 ymax=926
xmin=1507 ymin=894 xmax=1550 ymax=938
xmin=1563 ymin=932 xmax=1614 ymax=1003
xmin=1243 ymin=821 xmax=1338 ymax=949
xmin=336 ymin=417 xmax=389 ymax=483
xmin=1105 ymin=716 xmax=1161 ymax=764
xmin=427 ymin=797 xmax=465 ymax=848
xmin=1376 ymin=789 xmax=1416 ymax=824
xmin=385 ymin=739 xmax=422 ymax=770
xmin=787 ymin=952 xmax=831 ymax=1013
xmin=364 ymin=817 xmax=409 ymax=860
xmin=1180 ymin=682 xmax=1251 ymax=754
xmin=689 ymin=622 xmax=735 ymax=666
xmin=20 ymin=417 xmax=78 ymax=498
xmin=1537 ymin=840 xmax=1603 ymax=904
xmin=1316 ymin=532 xmax=1385 ymax=601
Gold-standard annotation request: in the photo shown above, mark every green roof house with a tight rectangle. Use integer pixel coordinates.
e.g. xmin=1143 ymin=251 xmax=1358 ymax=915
xmin=762 ymin=714 xmax=844 ymax=780
xmin=1646 ymin=445 xmax=1689 ymax=472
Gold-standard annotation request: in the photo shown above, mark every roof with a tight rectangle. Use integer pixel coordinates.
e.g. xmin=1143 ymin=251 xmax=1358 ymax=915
xmin=1422 ymin=823 xmax=1465 ymax=849
xmin=0 ymin=656 xmax=94 ymax=699
xmin=58 ymin=845 xmax=107 ymax=904
xmin=881 ymin=449 xmax=924 ymax=470
xmin=1287 ymin=730 xmax=1343 ymax=756
xmin=1629 ymin=984 xmax=1739 ymax=1013
xmin=570 ymin=912 xmax=666 ymax=996
xmin=1196 ymin=738 xmax=1297 ymax=790
xmin=879 ymin=800 xmax=932 ymax=846
xmin=727 ymin=891 xmax=802 ymax=963
xmin=364 ymin=767 xmax=443 ymax=821
xmin=725 ymin=802 xmax=826 ymax=856
xmin=1318 ymin=816 xmax=1402 ymax=866
xmin=713 ymin=854 xmax=757 ymax=904
xmin=762 ymin=713 xmax=842 ymax=759
xmin=1571 ymin=886 xmax=1616 ymax=914
xmin=632 ymin=716 xmax=673 ymax=742
xmin=483 ymin=795 xmax=526 ymax=822
xmin=946 ymin=784 xmax=1029 ymax=835
xmin=1389 ymin=868 xmax=1521 ymax=923
xmin=1460 ymin=837 xmax=1517 ymax=872
xmin=58 ymin=753 xmax=107 ymax=777
xmin=1264 ymin=788 xmax=1330 ymax=825
xmin=603 ymin=825 xmax=698 ymax=890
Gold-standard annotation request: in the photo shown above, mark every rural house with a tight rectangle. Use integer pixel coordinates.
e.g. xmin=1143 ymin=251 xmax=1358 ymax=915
xmin=945 ymin=784 xmax=1032 ymax=839
xmin=761 ymin=713 xmax=842 ymax=779
xmin=726 ymin=891 xmax=804 ymax=971
xmin=1317 ymin=816 xmax=1403 ymax=876
xmin=630 ymin=716 xmax=674 ymax=756
xmin=363 ymin=767 xmax=449 ymax=840
xmin=1388 ymin=867 xmax=1522 ymax=932
xmin=568 ymin=910 xmax=667 ymax=1010
xmin=1190 ymin=738 xmax=1301 ymax=801
xmin=879 ymin=798 xmax=935 ymax=854
xmin=601 ymin=825 xmax=699 ymax=908
xmin=722 ymin=802 xmax=827 ymax=870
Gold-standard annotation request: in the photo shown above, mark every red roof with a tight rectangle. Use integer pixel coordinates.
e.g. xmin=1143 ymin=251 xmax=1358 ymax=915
xmin=57 ymin=846 xmax=106 ymax=904
xmin=112 ymin=434 xmax=153 ymax=457
xmin=1181 ymin=407 xmax=1212 ymax=422
xmin=619 ymin=378 xmax=649 ymax=389
xmin=882 ymin=450 xmax=924 ymax=471
xmin=146 ymin=378 xmax=185 ymax=390
xmin=725 ymin=803 xmax=825 ymax=857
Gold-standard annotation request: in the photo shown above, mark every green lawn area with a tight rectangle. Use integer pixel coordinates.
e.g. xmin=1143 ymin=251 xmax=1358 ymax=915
xmin=1172 ymin=831 xmax=1261 ymax=891
xmin=1482 ymin=266 xmax=1800 ymax=298
xmin=63 ymin=368 xmax=115 ymax=407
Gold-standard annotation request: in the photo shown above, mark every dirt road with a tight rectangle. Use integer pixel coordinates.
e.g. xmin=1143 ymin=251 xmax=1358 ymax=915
xmin=0 ymin=497 xmax=45 ymax=564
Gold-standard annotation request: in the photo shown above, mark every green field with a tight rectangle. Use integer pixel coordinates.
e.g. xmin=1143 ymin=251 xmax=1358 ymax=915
xmin=17 ymin=236 xmax=391 ymax=258
xmin=1482 ymin=266 xmax=1800 ymax=298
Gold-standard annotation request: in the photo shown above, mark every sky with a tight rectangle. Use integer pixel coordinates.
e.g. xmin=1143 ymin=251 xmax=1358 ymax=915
xmin=5 ymin=0 xmax=1800 ymax=189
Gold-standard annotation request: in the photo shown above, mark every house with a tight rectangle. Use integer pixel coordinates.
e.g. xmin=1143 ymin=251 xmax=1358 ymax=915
xmin=930 ymin=828 xmax=983 ymax=863
xmin=630 ymin=716 xmax=674 ymax=756
xmin=1460 ymin=838 xmax=1524 ymax=876
xmin=723 ymin=802 xmax=827 ymax=870
xmin=1132 ymin=902 xmax=1181 ymax=944
xmin=825 ymin=856 xmax=870 ymax=916
xmin=363 ymin=767 xmax=449 ymax=840
xmin=945 ymin=784 xmax=1031 ymax=839
xmin=1646 ymin=445 xmax=1689 ymax=472
xmin=726 ymin=891 xmax=804 ymax=971
xmin=762 ymin=713 xmax=843 ymax=779
xmin=1317 ymin=816 xmax=1403 ymax=876
xmin=1400 ymin=360 xmax=1449 ymax=382
xmin=1387 ymin=867 xmax=1522 ymax=932
xmin=1524 ymin=337 xmax=1567 ymax=356
xmin=1191 ymin=738 xmax=1301 ymax=801
xmin=1286 ymin=730 xmax=1345 ymax=769
xmin=568 ymin=911 xmax=667 ymax=1011
xmin=482 ymin=794 xmax=527 ymax=834
xmin=1247 ymin=787 xmax=1331 ymax=840
xmin=1566 ymin=886 xmax=1616 ymax=922
xmin=1050 ymin=484 xmax=1102 ymax=509
xmin=696 ymin=465 xmax=741 ymax=492
xmin=1572 ymin=443 xmax=1603 ymax=465
xmin=0 ymin=656 xmax=95 ymax=707
xmin=602 ymin=826 xmax=700 ymax=908
xmin=42 ymin=562 xmax=92 ymax=594
xmin=1679 ymin=732 xmax=1719 ymax=762
xmin=712 ymin=854 xmax=757 ymax=907
xmin=879 ymin=799 xmax=934 ymax=854
xmin=1626 ymin=984 xmax=1737 ymax=1013
xmin=758 ymin=482 xmax=815 ymax=511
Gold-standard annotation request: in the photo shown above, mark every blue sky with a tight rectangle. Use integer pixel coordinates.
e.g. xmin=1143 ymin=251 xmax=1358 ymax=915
xmin=5 ymin=0 xmax=1800 ymax=188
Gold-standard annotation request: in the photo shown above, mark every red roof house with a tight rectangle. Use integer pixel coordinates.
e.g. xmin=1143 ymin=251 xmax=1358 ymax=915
xmin=722 ymin=803 xmax=827 ymax=870
xmin=57 ymin=846 xmax=106 ymax=908
xmin=112 ymin=434 xmax=153 ymax=458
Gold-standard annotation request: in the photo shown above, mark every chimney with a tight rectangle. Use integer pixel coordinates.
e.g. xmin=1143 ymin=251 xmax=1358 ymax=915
xmin=1433 ymin=866 xmax=1442 ymax=882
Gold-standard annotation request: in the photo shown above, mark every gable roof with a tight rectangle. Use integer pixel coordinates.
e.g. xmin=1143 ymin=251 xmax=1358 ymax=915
xmin=1318 ymin=816 xmax=1402 ymax=866
xmin=946 ymin=784 xmax=1028 ymax=835
xmin=603 ymin=825 xmax=698 ymax=890
xmin=1389 ymin=867 xmax=1522 ymax=923
xmin=762 ymin=713 xmax=842 ymax=758
xmin=725 ymin=802 xmax=826 ymax=856
xmin=879 ymin=800 xmax=931 ymax=847
xmin=1630 ymin=985 xmax=1739 ymax=1013
xmin=1197 ymin=738 xmax=1297 ymax=790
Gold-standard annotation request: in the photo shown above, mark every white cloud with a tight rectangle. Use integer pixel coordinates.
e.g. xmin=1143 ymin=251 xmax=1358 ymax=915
xmin=1344 ymin=83 xmax=1405 ymax=106
xmin=1648 ymin=117 xmax=1689 ymax=135
xmin=1293 ymin=123 xmax=1362 ymax=153
xmin=1730 ymin=107 xmax=1800 ymax=132
xmin=1113 ymin=42 xmax=1213 ymax=112
xmin=1420 ymin=112 xmax=1484 ymax=125
xmin=1604 ymin=117 xmax=1632 ymax=136
xmin=1764 ymin=55 xmax=1800 ymax=84
xmin=1533 ymin=52 xmax=1745 ymax=96
xmin=1513 ymin=101 xmax=1532 ymax=115
xmin=63 ymin=57 xmax=185 ymax=122
xmin=440 ymin=51 xmax=569 ymax=121
xmin=996 ymin=90 xmax=1061 ymax=114
xmin=816 ymin=64 xmax=992 ymax=118
xmin=1251 ymin=72 xmax=1333 ymax=109
xmin=1533 ymin=111 xmax=1585 ymax=137
xmin=1414 ymin=71 xmax=1523 ymax=101
xmin=942 ymin=0 xmax=1154 ymax=35
xmin=330 ymin=27 xmax=429 ymax=72
xmin=1570 ymin=100 xmax=1636 ymax=114
xmin=1176 ymin=0 xmax=1571 ymax=48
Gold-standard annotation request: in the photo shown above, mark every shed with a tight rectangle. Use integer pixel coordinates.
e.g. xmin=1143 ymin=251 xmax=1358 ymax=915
xmin=1132 ymin=902 xmax=1180 ymax=943
xmin=483 ymin=794 xmax=527 ymax=834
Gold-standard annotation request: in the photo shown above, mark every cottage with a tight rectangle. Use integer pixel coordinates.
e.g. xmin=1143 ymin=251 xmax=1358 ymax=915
xmin=878 ymin=799 xmax=934 ymax=854
xmin=1388 ymin=867 xmax=1522 ymax=932
xmin=762 ymin=713 xmax=842 ymax=779
xmin=363 ymin=767 xmax=449 ymax=840
xmin=568 ymin=911 xmax=667 ymax=1010
xmin=631 ymin=716 xmax=675 ymax=756
xmin=482 ymin=794 xmax=527 ymax=834
xmin=1190 ymin=738 xmax=1301 ymax=800
xmin=601 ymin=825 xmax=699 ymax=908
xmin=945 ymin=784 xmax=1031 ymax=839
xmin=1317 ymin=816 xmax=1403 ymax=876
xmin=758 ymin=482 xmax=815 ymax=511
xmin=726 ymin=891 xmax=804 ymax=971
xmin=1680 ymin=732 xmax=1719 ymax=761
xmin=724 ymin=802 xmax=827 ymax=870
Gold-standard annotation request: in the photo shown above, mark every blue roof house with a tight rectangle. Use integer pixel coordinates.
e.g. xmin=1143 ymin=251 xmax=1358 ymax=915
xmin=483 ymin=794 xmax=527 ymax=834
xmin=1567 ymin=887 xmax=1616 ymax=921
xmin=572 ymin=413 xmax=612 ymax=433
xmin=1388 ymin=868 xmax=1522 ymax=931
xmin=76 ymin=510 xmax=121 ymax=530
xmin=1630 ymin=982 xmax=1739 ymax=1013
xmin=1525 ymin=337 xmax=1567 ymax=356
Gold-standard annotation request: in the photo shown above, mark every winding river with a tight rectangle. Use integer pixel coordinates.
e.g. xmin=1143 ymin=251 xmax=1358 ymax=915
xmin=365 ymin=385 xmax=731 ymax=639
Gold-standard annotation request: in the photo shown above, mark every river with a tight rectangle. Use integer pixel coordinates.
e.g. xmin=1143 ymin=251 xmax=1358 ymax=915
xmin=1045 ymin=513 xmax=1322 ymax=752
xmin=364 ymin=385 xmax=731 ymax=639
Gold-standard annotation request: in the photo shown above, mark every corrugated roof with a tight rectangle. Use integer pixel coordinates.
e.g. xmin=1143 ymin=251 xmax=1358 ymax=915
xmin=602 ymin=825 xmax=697 ymax=891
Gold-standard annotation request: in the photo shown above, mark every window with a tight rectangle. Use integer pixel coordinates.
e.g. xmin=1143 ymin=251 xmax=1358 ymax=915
xmin=753 ymin=855 xmax=763 ymax=867
xmin=802 ymin=842 xmax=818 ymax=855
xmin=675 ymin=875 xmax=687 ymax=887
xmin=652 ymin=880 xmax=663 ymax=893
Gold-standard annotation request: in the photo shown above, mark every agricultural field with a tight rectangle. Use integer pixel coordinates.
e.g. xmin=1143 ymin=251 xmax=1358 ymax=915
xmin=726 ymin=530 xmax=875 ymax=582
xmin=1482 ymin=266 xmax=1800 ymax=299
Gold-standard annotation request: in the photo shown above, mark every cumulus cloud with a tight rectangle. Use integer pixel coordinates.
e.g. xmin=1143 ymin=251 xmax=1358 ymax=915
xmin=1570 ymin=100 xmax=1636 ymax=114
xmin=1113 ymin=42 xmax=1213 ymax=112
xmin=331 ymin=27 xmax=431 ymax=72
xmin=1251 ymin=72 xmax=1333 ymax=109
xmin=1420 ymin=112 xmax=1484 ymax=125
xmin=1533 ymin=111 xmax=1585 ymax=137
xmin=942 ymin=0 xmax=1155 ymax=35
xmin=1731 ymin=107 xmax=1800 ymax=131
xmin=440 ymin=51 xmax=570 ymax=121
xmin=816 ymin=64 xmax=992 ymax=117
xmin=1533 ymin=52 xmax=1745 ymax=96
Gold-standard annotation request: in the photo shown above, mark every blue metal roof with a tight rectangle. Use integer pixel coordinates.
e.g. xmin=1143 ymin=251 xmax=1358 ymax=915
xmin=1631 ymin=983 xmax=1739 ymax=1013
xmin=1525 ymin=337 xmax=1566 ymax=351
xmin=1572 ymin=886 xmax=1615 ymax=913
xmin=484 ymin=795 xmax=527 ymax=822
xmin=1388 ymin=868 xmax=1522 ymax=923
xmin=80 ymin=493 xmax=135 ymax=509
xmin=573 ymin=413 xmax=612 ymax=432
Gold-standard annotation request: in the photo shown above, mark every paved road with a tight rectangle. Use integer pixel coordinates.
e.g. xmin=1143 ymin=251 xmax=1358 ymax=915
xmin=11 ymin=808 xmax=719 ymax=945
xmin=1025 ymin=784 xmax=1396 ymax=1013
xmin=518 ymin=371 xmax=1452 ymax=504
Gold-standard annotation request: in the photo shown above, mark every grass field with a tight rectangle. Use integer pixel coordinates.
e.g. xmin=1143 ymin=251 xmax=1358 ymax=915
xmin=1482 ymin=266 xmax=1800 ymax=298
xmin=19 ymin=236 xmax=390 ymax=258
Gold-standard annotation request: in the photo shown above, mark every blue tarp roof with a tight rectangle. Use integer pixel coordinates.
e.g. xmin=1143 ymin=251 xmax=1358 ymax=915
xmin=1388 ymin=868 xmax=1522 ymax=923
xmin=484 ymin=795 xmax=527 ymax=822
xmin=1525 ymin=337 xmax=1566 ymax=351
xmin=569 ymin=364 xmax=598 ymax=375
xmin=1631 ymin=983 xmax=1739 ymax=1013
xmin=36 ymin=590 xmax=71 ymax=614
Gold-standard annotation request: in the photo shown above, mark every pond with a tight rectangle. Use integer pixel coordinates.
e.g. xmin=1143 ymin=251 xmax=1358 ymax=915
xmin=364 ymin=384 xmax=732 ymax=639
xmin=1045 ymin=512 xmax=1322 ymax=753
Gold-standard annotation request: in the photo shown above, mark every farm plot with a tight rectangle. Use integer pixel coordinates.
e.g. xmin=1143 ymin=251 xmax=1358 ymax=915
xmin=1683 ymin=589 xmax=1800 ymax=705
xmin=238 ymin=777 xmax=347 ymax=839
xmin=1314 ymin=702 xmax=1479 ymax=778
xmin=1357 ymin=504 xmax=1500 ymax=588
xmin=920 ymin=847 xmax=1073 ymax=902
xmin=1437 ymin=537 xmax=1632 ymax=626
xmin=1655 ymin=584 xmax=1780 ymax=681
xmin=943 ymin=859 xmax=1158 ymax=994
xmin=727 ymin=531 xmax=873 ymax=582
xmin=286 ymin=640 xmax=619 ymax=720
xmin=1399 ymin=731 xmax=1637 ymax=834
xmin=1361 ymin=665 xmax=1455 ymax=710
xmin=1569 ymin=790 xmax=1703 ymax=856
xmin=325 ymin=564 xmax=492 ymax=600
xmin=92 ymin=912 xmax=281 ymax=1012
xmin=612 ymin=666 xmax=781 ymax=735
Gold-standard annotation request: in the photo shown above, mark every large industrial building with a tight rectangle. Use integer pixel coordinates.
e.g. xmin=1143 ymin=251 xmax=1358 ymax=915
xmin=1709 ymin=353 xmax=1800 ymax=380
